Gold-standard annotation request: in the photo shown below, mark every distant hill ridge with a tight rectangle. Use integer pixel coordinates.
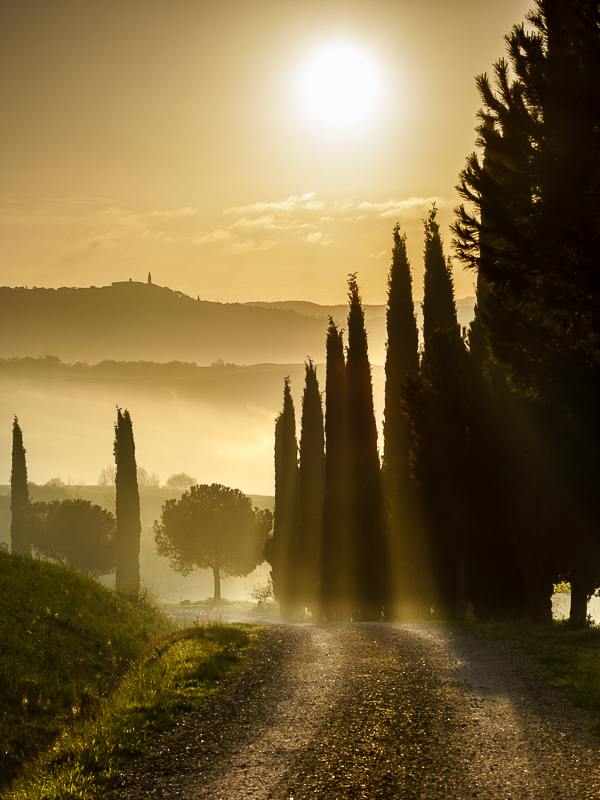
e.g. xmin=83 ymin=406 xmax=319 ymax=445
xmin=0 ymin=282 xmax=474 ymax=366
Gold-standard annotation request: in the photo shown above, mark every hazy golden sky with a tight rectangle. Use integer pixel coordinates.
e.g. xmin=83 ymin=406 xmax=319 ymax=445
xmin=1 ymin=0 xmax=532 ymax=305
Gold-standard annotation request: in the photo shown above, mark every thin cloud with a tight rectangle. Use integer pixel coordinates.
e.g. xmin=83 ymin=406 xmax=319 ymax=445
xmin=148 ymin=207 xmax=197 ymax=217
xmin=232 ymin=214 xmax=313 ymax=232
xmin=358 ymin=196 xmax=441 ymax=218
xmin=40 ymin=197 xmax=114 ymax=211
xmin=369 ymin=251 xmax=387 ymax=259
xmin=193 ymin=228 xmax=231 ymax=244
xmin=224 ymin=196 xmax=302 ymax=216
xmin=304 ymin=231 xmax=331 ymax=246
xmin=78 ymin=228 xmax=124 ymax=249
xmin=226 ymin=239 xmax=275 ymax=255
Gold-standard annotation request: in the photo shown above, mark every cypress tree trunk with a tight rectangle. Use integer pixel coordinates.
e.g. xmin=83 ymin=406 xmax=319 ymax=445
xmin=322 ymin=318 xmax=350 ymax=620
xmin=272 ymin=377 xmax=300 ymax=617
xmin=346 ymin=275 xmax=388 ymax=619
xmin=298 ymin=359 xmax=325 ymax=616
xmin=10 ymin=416 xmax=31 ymax=556
xmin=114 ymin=408 xmax=141 ymax=593
xmin=213 ymin=564 xmax=222 ymax=604
xmin=569 ymin=580 xmax=588 ymax=630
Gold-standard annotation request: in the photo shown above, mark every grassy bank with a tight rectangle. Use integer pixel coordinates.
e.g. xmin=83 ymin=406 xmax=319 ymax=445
xmin=0 ymin=551 xmax=178 ymax=789
xmin=0 ymin=551 xmax=255 ymax=799
xmin=5 ymin=622 xmax=253 ymax=800
xmin=465 ymin=619 xmax=600 ymax=735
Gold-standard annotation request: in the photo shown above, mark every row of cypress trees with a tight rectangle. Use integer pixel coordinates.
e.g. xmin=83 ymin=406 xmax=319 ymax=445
xmin=9 ymin=409 xmax=142 ymax=593
xmin=268 ymin=206 xmax=460 ymax=621
xmin=449 ymin=0 xmax=600 ymax=628
xmin=270 ymin=0 xmax=600 ymax=627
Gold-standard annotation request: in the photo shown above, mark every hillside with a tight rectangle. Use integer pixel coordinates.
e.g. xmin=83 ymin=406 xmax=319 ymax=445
xmin=0 ymin=283 xmax=330 ymax=366
xmin=0 ymin=551 xmax=174 ymax=788
xmin=244 ymin=297 xmax=476 ymax=352
xmin=0 ymin=282 xmax=475 ymax=367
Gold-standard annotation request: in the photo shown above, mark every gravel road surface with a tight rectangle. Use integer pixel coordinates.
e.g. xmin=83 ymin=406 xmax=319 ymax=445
xmin=100 ymin=623 xmax=600 ymax=799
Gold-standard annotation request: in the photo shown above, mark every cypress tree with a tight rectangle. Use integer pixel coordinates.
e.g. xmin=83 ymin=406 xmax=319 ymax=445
xmin=402 ymin=326 xmax=473 ymax=620
xmin=114 ymin=408 xmax=142 ymax=593
xmin=422 ymin=205 xmax=458 ymax=343
xmin=321 ymin=318 xmax=350 ymax=620
xmin=452 ymin=0 xmax=600 ymax=626
xmin=10 ymin=416 xmax=31 ymax=556
xmin=382 ymin=225 xmax=425 ymax=618
xmin=297 ymin=359 xmax=325 ymax=615
xmin=383 ymin=223 xmax=420 ymax=469
xmin=271 ymin=377 xmax=300 ymax=617
xmin=346 ymin=274 xmax=388 ymax=619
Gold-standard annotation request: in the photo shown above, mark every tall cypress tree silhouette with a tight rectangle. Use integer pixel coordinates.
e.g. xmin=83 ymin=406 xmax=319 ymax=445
xmin=10 ymin=416 xmax=31 ymax=556
xmin=452 ymin=0 xmax=600 ymax=626
xmin=114 ymin=408 xmax=141 ymax=593
xmin=271 ymin=377 xmax=300 ymax=617
xmin=346 ymin=274 xmax=388 ymax=619
xmin=422 ymin=204 xmax=458 ymax=343
xmin=382 ymin=225 xmax=426 ymax=617
xmin=321 ymin=318 xmax=350 ymax=620
xmin=297 ymin=359 xmax=325 ymax=615
xmin=383 ymin=224 xmax=420 ymax=468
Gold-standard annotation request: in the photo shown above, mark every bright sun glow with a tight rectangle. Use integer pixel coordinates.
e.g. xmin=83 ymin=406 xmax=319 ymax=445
xmin=299 ymin=43 xmax=384 ymax=133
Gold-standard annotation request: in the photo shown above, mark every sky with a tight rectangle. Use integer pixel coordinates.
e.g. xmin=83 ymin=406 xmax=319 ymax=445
xmin=1 ymin=0 xmax=534 ymax=305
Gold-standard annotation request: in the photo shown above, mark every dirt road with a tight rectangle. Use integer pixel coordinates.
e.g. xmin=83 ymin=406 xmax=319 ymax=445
xmin=101 ymin=623 xmax=600 ymax=799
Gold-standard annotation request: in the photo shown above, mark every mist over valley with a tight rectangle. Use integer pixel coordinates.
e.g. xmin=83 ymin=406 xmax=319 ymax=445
xmin=0 ymin=281 xmax=474 ymax=494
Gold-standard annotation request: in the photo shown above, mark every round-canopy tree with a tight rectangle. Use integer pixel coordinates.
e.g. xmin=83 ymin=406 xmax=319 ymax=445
xmin=154 ymin=483 xmax=272 ymax=602
xmin=164 ymin=473 xmax=197 ymax=491
xmin=32 ymin=498 xmax=116 ymax=577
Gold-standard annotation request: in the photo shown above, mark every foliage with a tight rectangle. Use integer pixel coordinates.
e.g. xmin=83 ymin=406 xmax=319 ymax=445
xmin=250 ymin=576 xmax=275 ymax=606
xmin=154 ymin=483 xmax=272 ymax=602
xmin=382 ymin=224 xmax=425 ymax=618
xmin=421 ymin=205 xmax=457 ymax=342
xmin=383 ymin=223 xmax=419 ymax=471
xmin=31 ymin=498 xmax=116 ymax=577
xmin=345 ymin=274 xmax=388 ymax=619
xmin=10 ymin=416 xmax=31 ymax=556
xmin=114 ymin=408 xmax=141 ymax=593
xmin=452 ymin=0 xmax=600 ymax=626
xmin=137 ymin=467 xmax=161 ymax=488
xmin=269 ymin=377 xmax=300 ymax=616
xmin=0 ymin=550 xmax=175 ymax=792
xmin=98 ymin=466 xmax=115 ymax=486
xmin=5 ymin=622 xmax=252 ymax=800
xmin=297 ymin=359 xmax=325 ymax=612
xmin=322 ymin=317 xmax=349 ymax=620
xmin=164 ymin=472 xmax=197 ymax=491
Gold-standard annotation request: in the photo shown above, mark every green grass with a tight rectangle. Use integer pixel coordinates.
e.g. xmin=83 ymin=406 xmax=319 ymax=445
xmin=5 ymin=622 xmax=253 ymax=800
xmin=0 ymin=551 xmax=256 ymax=799
xmin=0 ymin=551 xmax=176 ymax=790
xmin=463 ymin=619 xmax=600 ymax=735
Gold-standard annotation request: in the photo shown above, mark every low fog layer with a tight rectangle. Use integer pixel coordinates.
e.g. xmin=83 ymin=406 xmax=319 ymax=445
xmin=0 ymin=358 xmax=385 ymax=494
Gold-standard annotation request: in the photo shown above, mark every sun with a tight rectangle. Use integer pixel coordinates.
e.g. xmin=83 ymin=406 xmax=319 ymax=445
xmin=298 ymin=43 xmax=384 ymax=134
